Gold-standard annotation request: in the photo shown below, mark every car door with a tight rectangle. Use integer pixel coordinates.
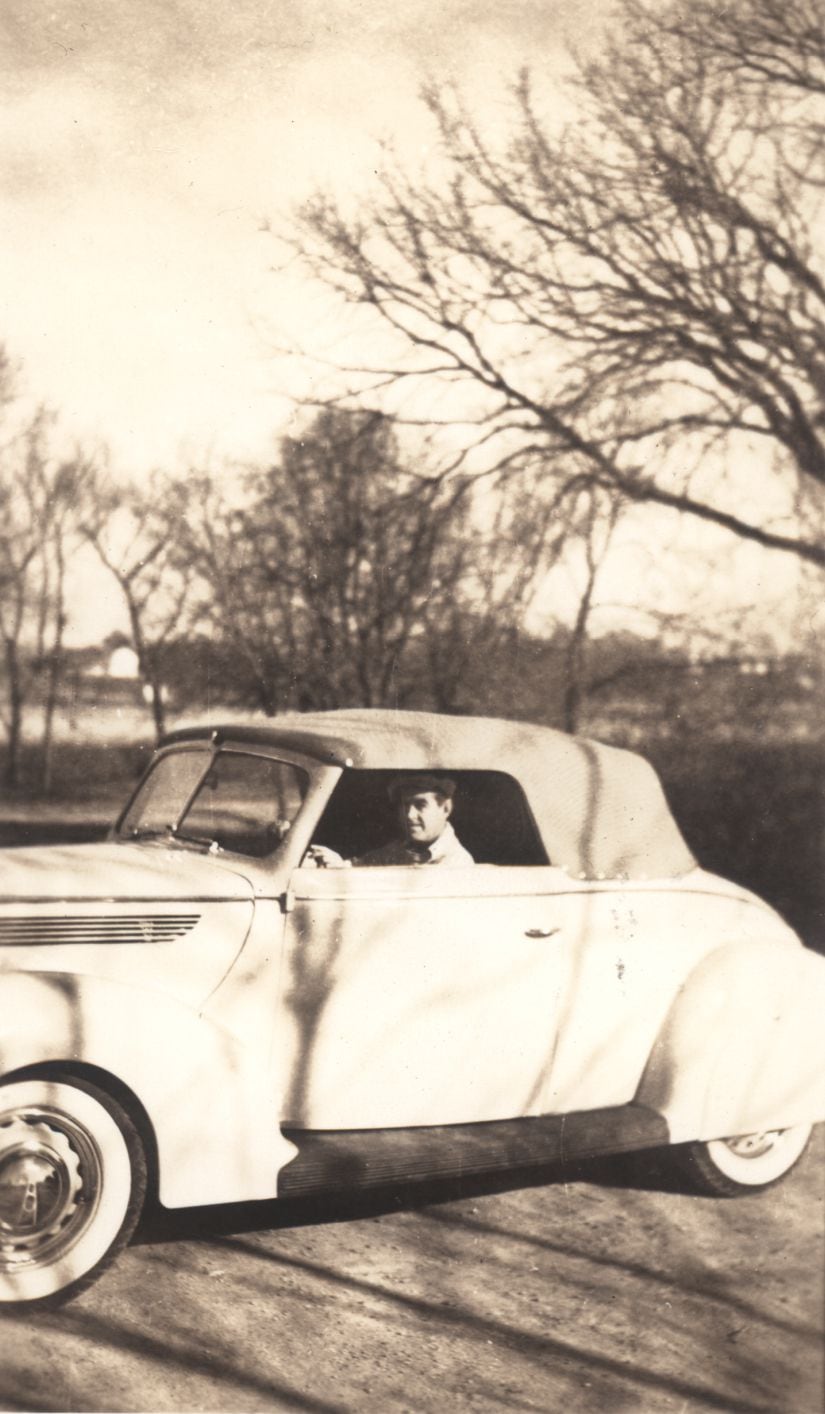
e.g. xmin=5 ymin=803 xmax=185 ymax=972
xmin=277 ymin=858 xmax=725 ymax=1131
xmin=278 ymin=862 xmax=588 ymax=1129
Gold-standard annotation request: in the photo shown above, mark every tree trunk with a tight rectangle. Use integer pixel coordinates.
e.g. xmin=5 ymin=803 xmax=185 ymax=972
xmin=148 ymin=676 xmax=167 ymax=741
xmin=562 ymin=575 xmax=596 ymax=735
xmin=4 ymin=637 xmax=23 ymax=789
xmin=39 ymin=628 xmax=66 ymax=796
xmin=124 ymin=590 xmax=166 ymax=742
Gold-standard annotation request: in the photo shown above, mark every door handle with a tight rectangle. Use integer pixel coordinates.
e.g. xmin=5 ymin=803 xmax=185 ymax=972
xmin=525 ymin=926 xmax=560 ymax=938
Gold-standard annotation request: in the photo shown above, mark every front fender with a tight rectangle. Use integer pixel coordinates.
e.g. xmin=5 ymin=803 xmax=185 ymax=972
xmin=0 ymin=968 xmax=296 ymax=1207
xmin=635 ymin=940 xmax=825 ymax=1142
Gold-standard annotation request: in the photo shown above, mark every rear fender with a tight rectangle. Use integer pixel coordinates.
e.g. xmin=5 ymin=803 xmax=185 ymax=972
xmin=634 ymin=940 xmax=825 ymax=1142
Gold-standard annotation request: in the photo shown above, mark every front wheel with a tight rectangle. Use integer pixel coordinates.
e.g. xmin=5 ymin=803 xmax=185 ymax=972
xmin=0 ymin=1077 xmax=147 ymax=1308
xmin=676 ymin=1122 xmax=812 ymax=1197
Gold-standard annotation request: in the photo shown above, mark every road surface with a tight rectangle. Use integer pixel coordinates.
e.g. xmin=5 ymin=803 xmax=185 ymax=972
xmin=3 ymin=1131 xmax=823 ymax=1413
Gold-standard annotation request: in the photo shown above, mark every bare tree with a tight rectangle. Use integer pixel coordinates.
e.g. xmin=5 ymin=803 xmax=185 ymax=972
xmin=419 ymin=475 xmax=614 ymax=718
xmin=286 ymin=0 xmax=825 ymax=568
xmin=187 ymin=408 xmax=473 ymax=712
xmin=0 ymin=403 xmax=93 ymax=788
xmin=84 ymin=470 xmax=198 ymax=740
xmin=560 ymin=495 xmax=622 ymax=733
xmin=168 ymin=468 xmax=293 ymax=716
xmin=34 ymin=449 xmax=97 ymax=792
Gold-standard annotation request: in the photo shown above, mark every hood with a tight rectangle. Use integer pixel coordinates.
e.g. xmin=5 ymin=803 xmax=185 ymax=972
xmin=0 ymin=839 xmax=256 ymax=902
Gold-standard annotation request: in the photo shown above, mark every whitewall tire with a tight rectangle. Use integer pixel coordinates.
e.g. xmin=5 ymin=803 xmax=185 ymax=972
xmin=679 ymin=1123 xmax=812 ymax=1196
xmin=0 ymin=1077 xmax=146 ymax=1308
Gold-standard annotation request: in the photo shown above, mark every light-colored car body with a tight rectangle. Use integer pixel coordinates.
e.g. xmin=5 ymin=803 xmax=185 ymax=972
xmin=2 ymin=710 xmax=824 ymax=1305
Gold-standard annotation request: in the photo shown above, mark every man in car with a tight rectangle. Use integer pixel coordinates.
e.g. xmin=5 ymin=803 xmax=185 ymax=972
xmin=307 ymin=774 xmax=474 ymax=867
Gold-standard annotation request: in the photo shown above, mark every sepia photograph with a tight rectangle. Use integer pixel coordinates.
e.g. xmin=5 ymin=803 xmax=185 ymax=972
xmin=1 ymin=1 xmax=824 ymax=1410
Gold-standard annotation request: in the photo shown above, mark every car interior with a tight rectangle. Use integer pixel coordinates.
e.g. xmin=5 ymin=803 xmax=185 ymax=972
xmin=310 ymin=768 xmax=549 ymax=866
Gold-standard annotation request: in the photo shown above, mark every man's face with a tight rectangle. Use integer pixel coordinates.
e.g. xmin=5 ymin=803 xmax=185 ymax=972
xmin=398 ymin=790 xmax=451 ymax=847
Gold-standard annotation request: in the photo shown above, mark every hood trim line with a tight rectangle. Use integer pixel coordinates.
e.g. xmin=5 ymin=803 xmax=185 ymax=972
xmin=0 ymin=895 xmax=252 ymax=906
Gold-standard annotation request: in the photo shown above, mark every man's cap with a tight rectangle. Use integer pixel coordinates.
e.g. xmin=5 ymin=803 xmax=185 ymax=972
xmin=388 ymin=773 xmax=457 ymax=802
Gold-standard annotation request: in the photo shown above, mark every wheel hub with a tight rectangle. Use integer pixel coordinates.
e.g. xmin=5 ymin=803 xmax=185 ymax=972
xmin=724 ymin=1129 xmax=781 ymax=1159
xmin=0 ymin=1114 xmax=90 ymax=1269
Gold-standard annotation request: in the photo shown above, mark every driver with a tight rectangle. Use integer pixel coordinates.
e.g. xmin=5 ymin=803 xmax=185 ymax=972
xmin=306 ymin=774 xmax=474 ymax=868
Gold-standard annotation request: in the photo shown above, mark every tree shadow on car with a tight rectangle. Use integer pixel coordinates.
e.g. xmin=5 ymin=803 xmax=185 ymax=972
xmin=133 ymin=1147 xmax=689 ymax=1249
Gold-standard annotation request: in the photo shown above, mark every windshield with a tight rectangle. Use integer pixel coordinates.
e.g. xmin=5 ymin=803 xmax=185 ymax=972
xmin=119 ymin=747 xmax=309 ymax=857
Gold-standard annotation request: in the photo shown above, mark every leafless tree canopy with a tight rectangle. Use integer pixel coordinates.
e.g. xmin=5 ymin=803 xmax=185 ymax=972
xmin=175 ymin=408 xmax=583 ymax=716
xmin=289 ymin=0 xmax=825 ymax=566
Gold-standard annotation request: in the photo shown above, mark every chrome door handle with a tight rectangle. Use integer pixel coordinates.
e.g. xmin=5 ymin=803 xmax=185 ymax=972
xmin=525 ymin=926 xmax=560 ymax=938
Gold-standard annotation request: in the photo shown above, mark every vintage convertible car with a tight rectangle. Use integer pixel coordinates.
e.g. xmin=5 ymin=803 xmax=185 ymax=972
xmin=2 ymin=709 xmax=824 ymax=1308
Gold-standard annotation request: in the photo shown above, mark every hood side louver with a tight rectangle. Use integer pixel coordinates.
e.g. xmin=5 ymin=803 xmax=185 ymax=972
xmin=0 ymin=914 xmax=200 ymax=945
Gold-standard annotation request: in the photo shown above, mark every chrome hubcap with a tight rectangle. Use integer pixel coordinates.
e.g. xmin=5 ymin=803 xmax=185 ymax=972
xmin=724 ymin=1130 xmax=781 ymax=1159
xmin=0 ymin=1111 xmax=97 ymax=1270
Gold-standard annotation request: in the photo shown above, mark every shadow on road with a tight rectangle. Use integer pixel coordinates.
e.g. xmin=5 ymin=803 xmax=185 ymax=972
xmin=133 ymin=1147 xmax=693 ymax=1249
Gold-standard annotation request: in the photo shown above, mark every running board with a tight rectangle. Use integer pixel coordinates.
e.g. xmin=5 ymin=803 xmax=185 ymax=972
xmin=278 ymin=1103 xmax=669 ymax=1198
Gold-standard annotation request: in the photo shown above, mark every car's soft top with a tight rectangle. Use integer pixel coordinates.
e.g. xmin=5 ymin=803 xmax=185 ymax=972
xmin=162 ymin=710 xmax=695 ymax=881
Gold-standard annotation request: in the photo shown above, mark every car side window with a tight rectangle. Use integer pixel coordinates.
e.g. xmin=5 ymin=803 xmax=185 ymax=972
xmin=312 ymin=769 xmax=548 ymax=866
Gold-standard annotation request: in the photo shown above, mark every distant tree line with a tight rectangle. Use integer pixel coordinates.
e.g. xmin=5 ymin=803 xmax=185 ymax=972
xmin=80 ymin=406 xmax=619 ymax=741
xmin=0 ymin=377 xmax=682 ymax=788
xmin=2 ymin=381 xmax=818 ymax=796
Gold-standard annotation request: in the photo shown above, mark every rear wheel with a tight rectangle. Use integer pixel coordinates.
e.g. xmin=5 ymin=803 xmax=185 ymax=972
xmin=678 ymin=1123 xmax=812 ymax=1196
xmin=0 ymin=1077 xmax=146 ymax=1308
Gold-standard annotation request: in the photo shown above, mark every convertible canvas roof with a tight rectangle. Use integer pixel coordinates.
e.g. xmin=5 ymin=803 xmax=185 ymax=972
xmin=164 ymin=710 xmax=695 ymax=880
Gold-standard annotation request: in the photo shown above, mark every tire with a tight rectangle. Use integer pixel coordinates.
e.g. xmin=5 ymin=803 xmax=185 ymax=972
xmin=0 ymin=1076 xmax=147 ymax=1308
xmin=676 ymin=1122 xmax=813 ymax=1197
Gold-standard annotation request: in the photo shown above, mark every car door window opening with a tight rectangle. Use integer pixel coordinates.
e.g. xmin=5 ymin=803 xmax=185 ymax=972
xmin=311 ymin=768 xmax=548 ymax=867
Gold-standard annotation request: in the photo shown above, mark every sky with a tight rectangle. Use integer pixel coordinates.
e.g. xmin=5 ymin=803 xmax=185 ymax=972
xmin=0 ymin=0 xmax=806 ymax=650
xmin=1 ymin=0 xmax=606 ymax=473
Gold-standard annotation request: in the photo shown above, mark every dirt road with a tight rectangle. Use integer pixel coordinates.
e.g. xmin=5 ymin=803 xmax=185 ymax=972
xmin=3 ymin=1131 xmax=822 ymax=1413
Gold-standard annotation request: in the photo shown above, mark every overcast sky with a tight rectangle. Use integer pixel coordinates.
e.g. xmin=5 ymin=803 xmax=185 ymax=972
xmin=1 ymin=0 xmax=612 ymax=473
xmin=0 ymin=0 xmax=804 ymax=650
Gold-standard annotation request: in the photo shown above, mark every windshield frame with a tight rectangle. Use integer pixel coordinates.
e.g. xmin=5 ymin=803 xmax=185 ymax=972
xmin=116 ymin=743 xmax=215 ymax=843
xmin=115 ymin=741 xmax=312 ymax=859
